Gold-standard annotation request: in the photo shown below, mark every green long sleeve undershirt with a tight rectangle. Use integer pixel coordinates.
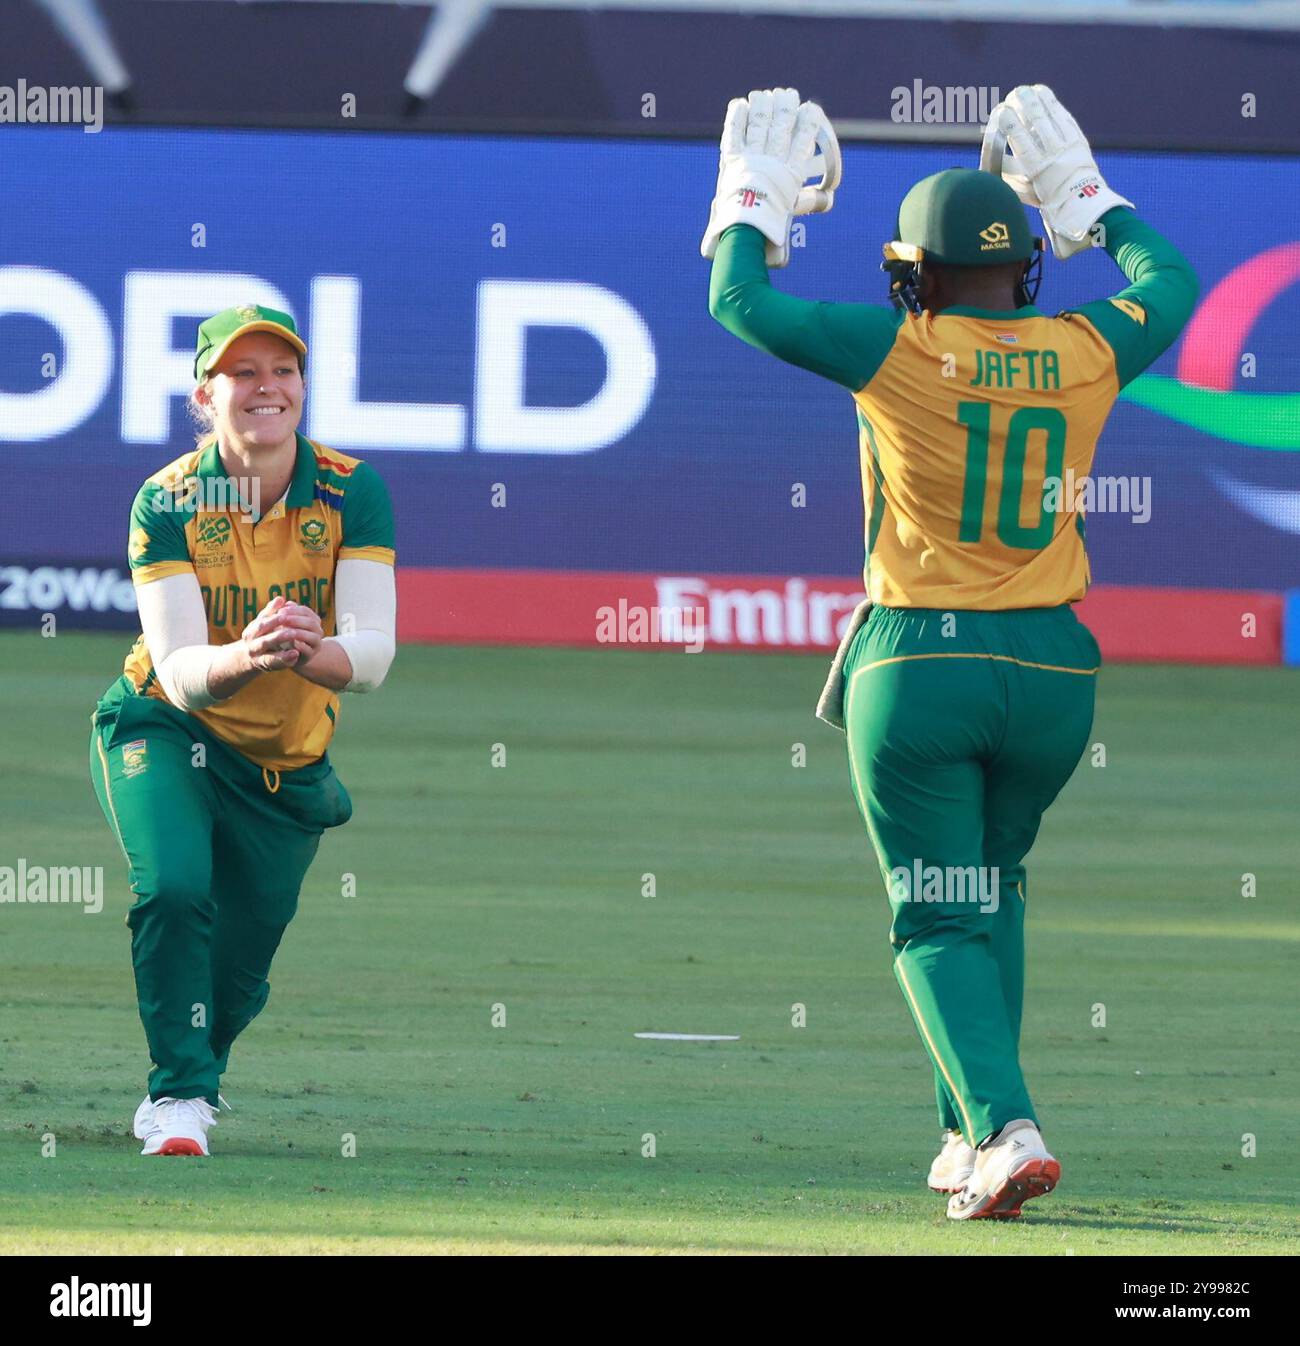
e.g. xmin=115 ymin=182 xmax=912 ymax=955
xmin=708 ymin=207 xmax=1200 ymax=392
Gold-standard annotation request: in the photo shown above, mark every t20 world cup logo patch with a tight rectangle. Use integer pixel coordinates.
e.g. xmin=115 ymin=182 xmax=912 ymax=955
xmin=194 ymin=514 xmax=234 ymax=569
xmin=197 ymin=516 xmax=232 ymax=547
xmin=121 ymin=740 xmax=148 ymax=779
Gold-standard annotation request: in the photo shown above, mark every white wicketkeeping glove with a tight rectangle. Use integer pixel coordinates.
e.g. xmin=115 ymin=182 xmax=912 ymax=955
xmin=701 ymin=87 xmax=840 ymax=269
xmin=982 ymin=84 xmax=1133 ymax=261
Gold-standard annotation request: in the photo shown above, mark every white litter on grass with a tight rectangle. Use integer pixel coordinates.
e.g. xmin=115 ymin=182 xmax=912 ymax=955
xmin=634 ymin=1032 xmax=740 ymax=1041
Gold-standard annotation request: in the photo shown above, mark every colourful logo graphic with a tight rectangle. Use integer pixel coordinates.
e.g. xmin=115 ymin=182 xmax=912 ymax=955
xmin=121 ymin=740 xmax=148 ymax=779
xmin=1121 ymin=242 xmax=1300 ymax=450
xmin=1120 ymin=241 xmax=1300 ymax=533
xmin=300 ymin=518 xmax=329 ymax=553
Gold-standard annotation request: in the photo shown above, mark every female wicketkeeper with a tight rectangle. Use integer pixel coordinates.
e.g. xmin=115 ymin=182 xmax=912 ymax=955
xmin=705 ymin=86 xmax=1197 ymax=1218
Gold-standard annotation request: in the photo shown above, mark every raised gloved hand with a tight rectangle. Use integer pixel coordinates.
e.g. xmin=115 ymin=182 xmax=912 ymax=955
xmin=981 ymin=84 xmax=1133 ymax=260
xmin=701 ymin=87 xmax=840 ymax=269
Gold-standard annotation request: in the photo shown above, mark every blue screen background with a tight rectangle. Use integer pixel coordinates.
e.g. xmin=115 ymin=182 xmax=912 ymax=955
xmin=1 ymin=126 xmax=1298 ymax=590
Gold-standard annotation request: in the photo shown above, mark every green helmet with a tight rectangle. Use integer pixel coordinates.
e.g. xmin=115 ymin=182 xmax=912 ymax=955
xmin=882 ymin=168 xmax=1042 ymax=312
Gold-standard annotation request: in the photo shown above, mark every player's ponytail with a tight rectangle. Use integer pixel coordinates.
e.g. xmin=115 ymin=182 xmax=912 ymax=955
xmin=186 ymin=377 xmax=218 ymax=448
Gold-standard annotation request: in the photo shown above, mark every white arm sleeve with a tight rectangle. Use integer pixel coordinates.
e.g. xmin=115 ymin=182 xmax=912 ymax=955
xmin=135 ymin=572 xmax=221 ymax=711
xmin=325 ymin=558 xmax=397 ymax=693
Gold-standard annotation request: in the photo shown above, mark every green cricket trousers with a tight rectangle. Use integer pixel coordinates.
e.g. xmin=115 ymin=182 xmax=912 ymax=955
xmin=842 ymin=605 xmax=1100 ymax=1149
xmin=89 ymin=676 xmax=352 ymax=1107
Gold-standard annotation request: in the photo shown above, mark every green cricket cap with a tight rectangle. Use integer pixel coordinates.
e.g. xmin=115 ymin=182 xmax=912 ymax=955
xmin=194 ymin=304 xmax=307 ymax=381
xmin=884 ymin=168 xmax=1035 ymax=268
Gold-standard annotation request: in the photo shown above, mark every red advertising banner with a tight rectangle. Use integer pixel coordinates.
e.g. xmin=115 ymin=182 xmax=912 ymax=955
xmin=1075 ymin=585 xmax=1282 ymax=665
xmin=397 ymin=569 xmax=1285 ymax=665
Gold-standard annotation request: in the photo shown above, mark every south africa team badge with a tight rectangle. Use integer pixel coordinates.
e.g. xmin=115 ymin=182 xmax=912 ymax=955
xmin=121 ymin=740 xmax=148 ymax=779
xmin=300 ymin=518 xmax=329 ymax=554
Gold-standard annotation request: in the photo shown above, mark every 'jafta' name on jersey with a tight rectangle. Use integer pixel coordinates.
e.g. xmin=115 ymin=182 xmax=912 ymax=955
xmin=970 ymin=347 xmax=1061 ymax=390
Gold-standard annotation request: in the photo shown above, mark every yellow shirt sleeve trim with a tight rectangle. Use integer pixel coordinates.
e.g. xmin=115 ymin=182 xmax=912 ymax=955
xmin=132 ymin=561 xmax=196 ymax=585
xmin=337 ymin=546 xmax=396 ymax=565
xmin=1108 ymin=297 xmax=1147 ymax=326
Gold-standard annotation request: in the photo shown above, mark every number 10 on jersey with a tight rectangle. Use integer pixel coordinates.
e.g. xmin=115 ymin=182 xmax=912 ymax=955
xmin=957 ymin=403 xmax=1067 ymax=551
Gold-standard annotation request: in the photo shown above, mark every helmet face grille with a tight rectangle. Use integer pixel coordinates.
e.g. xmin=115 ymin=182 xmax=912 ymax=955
xmin=1018 ymin=240 xmax=1045 ymax=307
xmin=881 ymin=257 xmax=922 ymax=315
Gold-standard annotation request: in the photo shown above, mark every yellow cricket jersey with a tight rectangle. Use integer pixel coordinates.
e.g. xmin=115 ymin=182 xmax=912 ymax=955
xmin=854 ymin=308 xmax=1116 ymax=609
xmin=709 ymin=212 xmax=1200 ymax=611
xmin=124 ymin=433 xmax=396 ymax=770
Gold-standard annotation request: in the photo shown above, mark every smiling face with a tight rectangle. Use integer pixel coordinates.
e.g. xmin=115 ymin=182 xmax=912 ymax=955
xmin=196 ymin=330 xmax=305 ymax=450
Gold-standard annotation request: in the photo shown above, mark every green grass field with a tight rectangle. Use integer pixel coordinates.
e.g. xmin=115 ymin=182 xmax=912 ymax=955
xmin=0 ymin=631 xmax=1296 ymax=1255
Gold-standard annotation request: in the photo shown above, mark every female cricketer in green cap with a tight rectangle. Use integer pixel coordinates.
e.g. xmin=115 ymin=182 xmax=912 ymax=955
xmin=704 ymin=86 xmax=1198 ymax=1217
xmin=89 ymin=303 xmax=397 ymax=1155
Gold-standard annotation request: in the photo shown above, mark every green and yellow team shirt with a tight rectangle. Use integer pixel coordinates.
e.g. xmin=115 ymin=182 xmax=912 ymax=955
xmin=709 ymin=207 xmax=1199 ymax=610
xmin=124 ymin=433 xmax=396 ymax=771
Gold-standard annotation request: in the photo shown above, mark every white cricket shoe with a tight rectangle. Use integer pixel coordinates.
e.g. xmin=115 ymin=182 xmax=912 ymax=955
xmin=927 ymin=1128 xmax=977 ymax=1193
xmin=134 ymin=1092 xmax=230 ymax=1143
xmin=133 ymin=1095 xmax=155 ymax=1141
xmin=946 ymin=1118 xmax=1059 ymax=1220
xmin=137 ymin=1096 xmax=220 ymax=1156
